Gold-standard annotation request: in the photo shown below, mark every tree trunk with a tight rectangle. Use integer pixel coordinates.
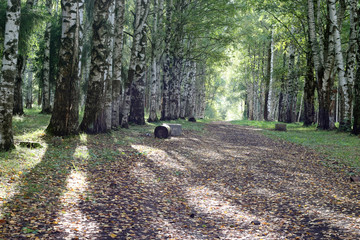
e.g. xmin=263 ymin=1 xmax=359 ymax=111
xmin=187 ymin=61 xmax=197 ymax=120
xmin=352 ymin=0 xmax=360 ymax=135
xmin=41 ymin=0 xmax=53 ymax=114
xmin=13 ymin=55 xmax=25 ymax=115
xmin=148 ymin=0 xmax=163 ymax=122
xmin=80 ymin=0 xmax=114 ymax=134
xmin=0 ymin=0 xmax=21 ymax=151
xmin=328 ymin=0 xmax=350 ymax=131
xmin=128 ymin=0 xmax=150 ymax=126
xmin=104 ymin=1 xmax=115 ymax=131
xmin=303 ymin=46 xmax=316 ymax=126
xmin=47 ymin=0 xmax=84 ymax=136
xmin=308 ymin=0 xmax=334 ymax=130
xmin=264 ymin=37 xmax=271 ymax=121
xmin=278 ymin=48 xmax=287 ymax=122
xmin=25 ymin=61 xmax=34 ymax=109
xmin=161 ymin=0 xmax=173 ymax=121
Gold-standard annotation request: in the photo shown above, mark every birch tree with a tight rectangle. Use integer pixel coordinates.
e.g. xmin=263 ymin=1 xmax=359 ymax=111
xmin=0 ymin=0 xmax=21 ymax=151
xmin=112 ymin=0 xmax=126 ymax=128
xmin=41 ymin=0 xmax=53 ymax=114
xmin=46 ymin=0 xmax=84 ymax=136
xmin=123 ymin=0 xmax=150 ymax=126
xmin=148 ymin=0 xmax=164 ymax=122
xmin=80 ymin=0 xmax=114 ymax=133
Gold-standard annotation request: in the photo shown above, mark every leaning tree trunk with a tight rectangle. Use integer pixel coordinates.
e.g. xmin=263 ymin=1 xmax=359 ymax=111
xmin=0 ymin=0 xmax=21 ymax=151
xmin=41 ymin=0 xmax=53 ymax=114
xmin=112 ymin=0 xmax=125 ymax=128
xmin=46 ymin=0 xmax=84 ymax=136
xmin=80 ymin=0 xmax=113 ymax=134
xmin=127 ymin=0 xmax=150 ymax=126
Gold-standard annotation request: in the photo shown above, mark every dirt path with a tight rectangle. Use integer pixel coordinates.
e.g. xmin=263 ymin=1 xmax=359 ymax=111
xmin=2 ymin=123 xmax=360 ymax=239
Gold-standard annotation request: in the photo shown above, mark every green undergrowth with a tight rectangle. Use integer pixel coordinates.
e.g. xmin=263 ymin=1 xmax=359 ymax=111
xmin=231 ymin=120 xmax=360 ymax=174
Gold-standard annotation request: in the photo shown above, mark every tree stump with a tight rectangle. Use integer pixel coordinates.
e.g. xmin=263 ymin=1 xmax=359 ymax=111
xmin=154 ymin=124 xmax=171 ymax=139
xmin=167 ymin=124 xmax=182 ymax=136
xmin=275 ymin=123 xmax=287 ymax=131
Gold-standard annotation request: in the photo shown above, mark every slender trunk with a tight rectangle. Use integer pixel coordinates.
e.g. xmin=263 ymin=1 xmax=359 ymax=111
xmin=41 ymin=0 xmax=53 ymax=114
xmin=13 ymin=55 xmax=25 ymax=115
xmin=148 ymin=0 xmax=162 ymax=122
xmin=264 ymin=38 xmax=271 ymax=121
xmin=47 ymin=0 xmax=84 ymax=136
xmin=0 ymin=0 xmax=21 ymax=151
xmin=303 ymin=47 xmax=316 ymax=126
xmin=112 ymin=0 xmax=125 ymax=128
xmin=188 ymin=61 xmax=197 ymax=120
xmin=161 ymin=0 xmax=172 ymax=121
xmin=328 ymin=0 xmax=350 ymax=131
xmin=25 ymin=61 xmax=34 ymax=109
xmin=278 ymin=48 xmax=287 ymax=122
xmin=104 ymin=2 xmax=115 ymax=131
xmin=352 ymin=0 xmax=360 ymax=134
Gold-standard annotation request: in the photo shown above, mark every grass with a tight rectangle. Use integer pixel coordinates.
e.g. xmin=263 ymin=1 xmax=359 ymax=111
xmin=230 ymin=120 xmax=360 ymax=174
xmin=0 ymin=109 xmax=208 ymax=209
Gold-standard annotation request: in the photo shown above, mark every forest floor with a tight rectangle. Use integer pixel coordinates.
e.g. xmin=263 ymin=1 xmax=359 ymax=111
xmin=1 ymin=119 xmax=360 ymax=239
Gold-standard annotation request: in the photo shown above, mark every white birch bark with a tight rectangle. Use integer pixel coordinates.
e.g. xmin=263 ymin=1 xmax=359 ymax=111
xmin=328 ymin=0 xmax=350 ymax=129
xmin=104 ymin=1 xmax=115 ymax=131
xmin=0 ymin=0 xmax=21 ymax=150
xmin=268 ymin=30 xmax=275 ymax=120
xmin=112 ymin=0 xmax=125 ymax=128
xmin=41 ymin=0 xmax=53 ymax=113
xmin=148 ymin=0 xmax=162 ymax=122
xmin=25 ymin=61 xmax=34 ymax=109
xmin=122 ymin=0 xmax=150 ymax=126
xmin=80 ymin=0 xmax=114 ymax=133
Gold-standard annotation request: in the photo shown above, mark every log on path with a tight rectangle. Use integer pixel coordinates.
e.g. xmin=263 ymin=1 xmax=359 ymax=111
xmin=154 ymin=124 xmax=171 ymax=139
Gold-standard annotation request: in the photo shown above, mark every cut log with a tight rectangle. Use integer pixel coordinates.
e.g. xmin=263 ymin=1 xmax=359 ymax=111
xmin=275 ymin=123 xmax=287 ymax=131
xmin=154 ymin=124 xmax=171 ymax=139
xmin=167 ymin=124 xmax=182 ymax=136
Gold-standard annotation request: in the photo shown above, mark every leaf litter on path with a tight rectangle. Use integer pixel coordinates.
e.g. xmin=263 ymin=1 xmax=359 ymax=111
xmin=1 ymin=123 xmax=360 ymax=239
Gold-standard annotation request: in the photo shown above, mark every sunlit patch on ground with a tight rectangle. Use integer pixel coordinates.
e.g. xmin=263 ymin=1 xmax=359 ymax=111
xmin=55 ymin=170 xmax=100 ymax=238
xmin=0 ymin=147 xmax=46 ymax=218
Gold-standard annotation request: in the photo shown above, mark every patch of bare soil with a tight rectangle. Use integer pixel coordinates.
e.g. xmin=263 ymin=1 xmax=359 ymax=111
xmin=1 ymin=123 xmax=360 ymax=239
